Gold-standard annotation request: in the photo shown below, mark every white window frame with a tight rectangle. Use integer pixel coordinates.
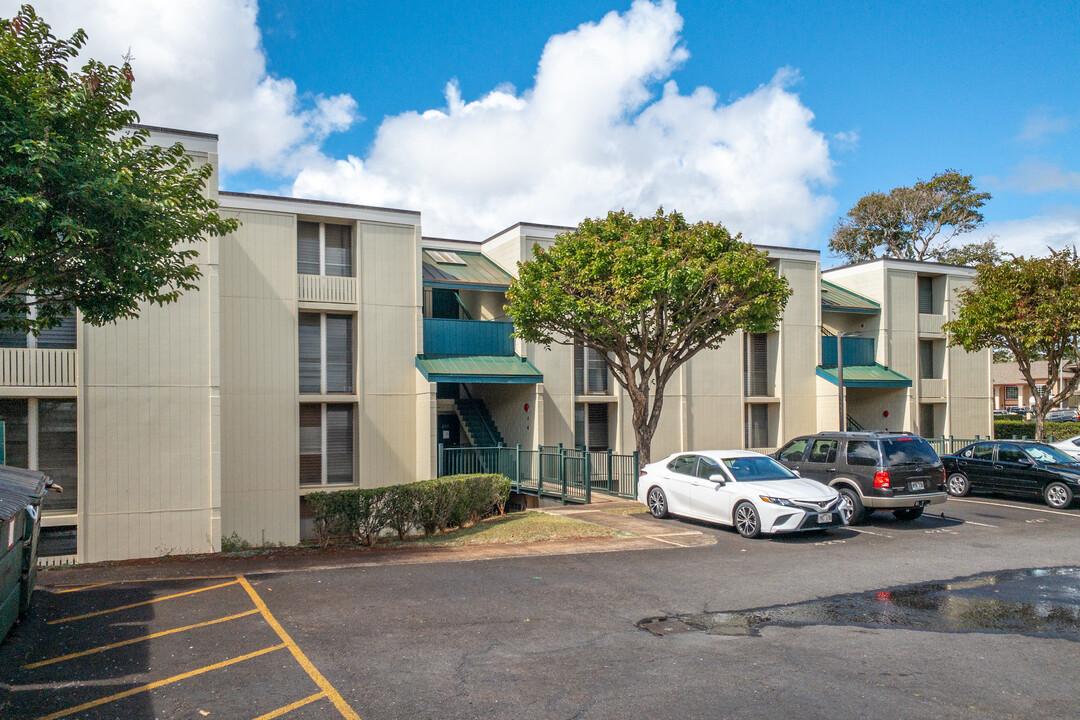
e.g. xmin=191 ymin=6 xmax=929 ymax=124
xmin=298 ymin=221 xmax=354 ymax=277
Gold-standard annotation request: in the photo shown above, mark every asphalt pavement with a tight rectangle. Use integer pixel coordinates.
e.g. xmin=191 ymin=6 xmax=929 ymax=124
xmin=4 ymin=493 xmax=1080 ymax=719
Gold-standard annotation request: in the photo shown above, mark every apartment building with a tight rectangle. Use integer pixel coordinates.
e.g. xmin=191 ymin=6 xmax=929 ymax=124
xmin=0 ymin=127 xmax=992 ymax=562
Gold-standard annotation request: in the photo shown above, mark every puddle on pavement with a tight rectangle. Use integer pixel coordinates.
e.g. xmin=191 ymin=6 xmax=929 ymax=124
xmin=639 ymin=567 xmax=1080 ymax=641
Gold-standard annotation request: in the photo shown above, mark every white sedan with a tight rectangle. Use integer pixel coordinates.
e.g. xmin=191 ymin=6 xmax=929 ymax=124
xmin=637 ymin=450 xmax=847 ymax=538
xmin=1051 ymin=435 xmax=1080 ymax=461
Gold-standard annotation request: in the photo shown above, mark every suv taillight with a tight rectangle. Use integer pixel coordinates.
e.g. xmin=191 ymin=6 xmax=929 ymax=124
xmin=873 ymin=471 xmax=891 ymax=489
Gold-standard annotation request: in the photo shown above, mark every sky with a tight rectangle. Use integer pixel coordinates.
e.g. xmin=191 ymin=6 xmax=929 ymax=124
xmin=8 ymin=0 xmax=1079 ymax=261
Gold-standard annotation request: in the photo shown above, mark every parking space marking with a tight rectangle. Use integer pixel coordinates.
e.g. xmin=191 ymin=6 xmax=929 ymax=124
xmin=647 ymin=535 xmax=694 ymax=547
xmin=23 ymin=609 xmax=261 ymax=670
xmin=37 ymin=643 xmax=287 ymax=720
xmin=951 ymin=497 xmax=1080 ymax=519
xmin=46 ymin=579 xmax=239 ymax=625
xmin=252 ymin=691 xmax=328 ymax=720
xmin=52 ymin=582 xmax=113 ymax=594
xmin=849 ymin=527 xmax=891 ymax=537
xmin=237 ymin=576 xmax=361 ymax=720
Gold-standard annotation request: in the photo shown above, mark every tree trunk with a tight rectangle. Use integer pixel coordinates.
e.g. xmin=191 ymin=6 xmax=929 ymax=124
xmin=1035 ymin=412 xmax=1045 ymax=442
xmin=634 ymin=421 xmax=654 ymax=467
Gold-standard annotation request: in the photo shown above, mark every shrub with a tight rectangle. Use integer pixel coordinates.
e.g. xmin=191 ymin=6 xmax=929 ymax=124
xmin=307 ymin=474 xmax=514 ymax=544
xmin=994 ymin=419 xmax=1080 ymax=441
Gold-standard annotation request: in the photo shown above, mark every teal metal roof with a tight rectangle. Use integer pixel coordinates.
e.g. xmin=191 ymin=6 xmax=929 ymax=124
xmin=416 ymin=354 xmax=543 ymax=384
xmin=821 ymin=280 xmax=880 ymax=314
xmin=422 ymin=250 xmax=515 ymax=289
xmin=816 ymin=364 xmax=912 ymax=388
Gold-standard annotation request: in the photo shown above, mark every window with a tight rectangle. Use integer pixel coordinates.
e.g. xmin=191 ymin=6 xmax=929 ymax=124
xmin=297 ymin=221 xmax=353 ymax=277
xmin=427 ymin=250 xmax=465 ymax=265
xmin=574 ymin=344 xmax=609 ymax=395
xmin=778 ymin=439 xmax=808 ymax=463
xmin=1005 ymin=386 xmax=1019 ymax=401
xmin=0 ymin=398 xmax=77 ymax=513
xmin=744 ymin=333 xmax=769 ymax=396
xmin=807 ymin=439 xmax=837 ymax=464
xmin=0 ymin=314 xmax=76 ymax=349
xmin=668 ymin=455 xmax=698 ymax=476
xmin=300 ymin=403 xmax=354 ymax=485
xmin=298 ymin=313 xmax=353 ymax=394
xmin=919 ymin=340 xmax=935 ymax=379
xmin=574 ymin=403 xmax=610 ymax=450
xmin=744 ymin=404 xmax=770 ymax=448
xmin=846 ymin=440 xmax=881 ymax=467
xmin=881 ymin=437 xmax=940 ymax=465
xmin=920 ymin=403 xmax=936 ymax=438
xmin=918 ymin=276 xmax=935 ymax=314
xmin=996 ymin=444 xmax=1027 ymax=464
xmin=971 ymin=443 xmax=994 ymax=461
xmin=695 ymin=456 xmax=723 ymax=480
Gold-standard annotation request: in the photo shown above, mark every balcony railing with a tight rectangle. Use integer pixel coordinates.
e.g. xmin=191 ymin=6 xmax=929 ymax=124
xmin=423 ymin=318 xmax=514 ymax=356
xmin=821 ymin=336 xmax=876 ymax=367
xmin=920 ymin=378 xmax=947 ymax=398
xmin=298 ymin=274 xmax=358 ymax=305
xmin=0 ymin=348 xmax=77 ymax=387
xmin=918 ymin=313 xmax=945 ymax=336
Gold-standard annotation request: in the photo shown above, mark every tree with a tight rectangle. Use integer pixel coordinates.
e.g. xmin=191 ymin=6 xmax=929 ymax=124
xmin=944 ymin=248 xmax=1080 ymax=440
xmin=0 ymin=5 xmax=238 ymax=335
xmin=506 ymin=208 xmax=791 ymax=464
xmin=829 ymin=170 xmax=992 ymax=265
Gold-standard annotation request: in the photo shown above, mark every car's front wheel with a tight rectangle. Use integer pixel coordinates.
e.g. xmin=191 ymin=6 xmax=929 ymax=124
xmin=646 ymin=486 xmax=669 ymax=518
xmin=1044 ymin=482 xmax=1074 ymax=509
xmin=733 ymin=501 xmax=762 ymax=538
xmin=947 ymin=473 xmax=970 ymax=497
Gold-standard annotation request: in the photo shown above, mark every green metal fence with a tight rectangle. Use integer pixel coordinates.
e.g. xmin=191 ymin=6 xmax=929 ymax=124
xmin=924 ymin=436 xmax=982 ymax=456
xmin=439 ymin=444 xmax=639 ymax=504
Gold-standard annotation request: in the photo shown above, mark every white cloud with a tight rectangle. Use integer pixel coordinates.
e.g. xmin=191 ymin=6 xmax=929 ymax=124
xmin=5 ymin=0 xmax=358 ymax=174
xmin=1018 ymin=108 xmax=1073 ymax=143
xmin=984 ymin=159 xmax=1080 ymax=195
xmin=293 ymin=0 xmax=837 ymax=244
xmin=985 ymin=207 xmax=1080 ymax=257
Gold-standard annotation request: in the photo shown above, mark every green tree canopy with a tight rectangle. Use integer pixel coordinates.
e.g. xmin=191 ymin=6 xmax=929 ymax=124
xmin=944 ymin=247 xmax=1080 ymax=440
xmin=506 ymin=208 xmax=791 ymax=463
xmin=829 ymin=170 xmax=992 ymax=265
xmin=0 ymin=5 xmax=238 ymax=335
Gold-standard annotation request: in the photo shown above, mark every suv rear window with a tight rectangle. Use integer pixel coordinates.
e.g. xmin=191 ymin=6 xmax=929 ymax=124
xmin=881 ymin=437 xmax=940 ymax=466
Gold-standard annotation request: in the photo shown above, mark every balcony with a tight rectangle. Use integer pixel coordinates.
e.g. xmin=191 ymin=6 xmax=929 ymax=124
xmin=920 ymin=378 xmax=947 ymax=399
xmin=0 ymin=348 xmax=77 ymax=387
xmin=918 ymin=313 xmax=945 ymax=336
xmin=423 ymin=318 xmax=514 ymax=356
xmin=821 ymin=336 xmax=876 ymax=367
xmin=298 ymin=274 xmax=358 ymax=305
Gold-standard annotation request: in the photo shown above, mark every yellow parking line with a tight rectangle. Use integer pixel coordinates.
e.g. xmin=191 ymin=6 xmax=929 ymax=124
xmin=47 ymin=579 xmax=239 ymax=625
xmin=36 ymin=643 xmax=286 ymax=720
xmin=46 ymin=574 xmax=236 ymax=590
xmin=252 ymin=691 xmax=328 ymax=720
xmin=237 ymin=575 xmax=361 ymax=720
xmin=52 ymin=582 xmax=113 ymax=594
xmin=24 ymin=609 xmax=260 ymax=669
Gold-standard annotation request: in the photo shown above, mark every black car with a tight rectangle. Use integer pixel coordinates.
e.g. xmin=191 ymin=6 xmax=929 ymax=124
xmin=942 ymin=440 xmax=1080 ymax=509
xmin=774 ymin=432 xmax=946 ymax=524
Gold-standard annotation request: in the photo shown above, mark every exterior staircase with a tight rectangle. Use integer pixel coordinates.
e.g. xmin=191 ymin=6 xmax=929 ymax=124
xmin=455 ymin=398 xmax=505 ymax=447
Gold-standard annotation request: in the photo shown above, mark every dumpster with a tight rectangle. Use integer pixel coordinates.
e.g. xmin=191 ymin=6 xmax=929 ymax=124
xmin=0 ymin=466 xmax=48 ymax=643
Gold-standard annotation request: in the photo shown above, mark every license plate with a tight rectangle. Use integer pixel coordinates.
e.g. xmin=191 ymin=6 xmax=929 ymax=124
xmin=817 ymin=513 xmax=833 ymax=524
xmin=910 ymin=481 xmax=924 ymax=491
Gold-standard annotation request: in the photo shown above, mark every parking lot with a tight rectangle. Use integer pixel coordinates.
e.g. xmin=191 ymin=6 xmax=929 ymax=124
xmin=3 ymin=493 xmax=1080 ymax=719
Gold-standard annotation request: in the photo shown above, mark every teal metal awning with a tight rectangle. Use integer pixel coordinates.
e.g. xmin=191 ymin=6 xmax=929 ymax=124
xmin=422 ymin=250 xmax=514 ymax=290
xmin=821 ymin=280 xmax=881 ymax=314
xmin=416 ymin=354 xmax=543 ymax=384
xmin=816 ymin=364 xmax=912 ymax=388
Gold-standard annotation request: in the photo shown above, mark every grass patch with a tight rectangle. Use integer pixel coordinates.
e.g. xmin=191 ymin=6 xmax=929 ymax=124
xmin=402 ymin=511 xmax=632 ymax=548
xmin=599 ymin=506 xmax=649 ymax=516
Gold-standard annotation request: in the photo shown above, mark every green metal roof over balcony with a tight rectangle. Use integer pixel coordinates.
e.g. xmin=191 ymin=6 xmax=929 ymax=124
xmin=422 ymin=250 xmax=515 ymax=290
xmin=816 ymin=364 xmax=912 ymax=388
xmin=416 ymin=354 xmax=543 ymax=384
xmin=821 ymin=280 xmax=881 ymax=314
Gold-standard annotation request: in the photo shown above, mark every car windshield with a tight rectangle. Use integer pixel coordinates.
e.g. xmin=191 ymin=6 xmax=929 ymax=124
xmin=880 ymin=437 xmax=940 ymax=466
xmin=1025 ymin=445 xmax=1078 ymax=465
xmin=721 ymin=456 xmax=798 ymax=481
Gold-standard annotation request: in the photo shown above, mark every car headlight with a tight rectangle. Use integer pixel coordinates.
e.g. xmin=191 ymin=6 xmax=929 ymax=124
xmin=759 ymin=495 xmax=796 ymax=507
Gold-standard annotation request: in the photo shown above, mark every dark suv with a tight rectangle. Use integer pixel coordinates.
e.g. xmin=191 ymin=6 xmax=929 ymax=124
xmin=773 ymin=432 xmax=947 ymax=523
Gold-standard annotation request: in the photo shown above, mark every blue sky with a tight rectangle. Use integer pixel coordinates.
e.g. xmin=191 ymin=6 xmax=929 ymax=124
xmin=12 ymin=0 xmax=1080 ymax=258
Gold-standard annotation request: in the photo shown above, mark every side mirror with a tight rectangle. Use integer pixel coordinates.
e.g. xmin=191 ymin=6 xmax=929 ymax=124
xmin=792 ymin=469 xmax=801 ymax=477
xmin=709 ymin=474 xmax=727 ymax=486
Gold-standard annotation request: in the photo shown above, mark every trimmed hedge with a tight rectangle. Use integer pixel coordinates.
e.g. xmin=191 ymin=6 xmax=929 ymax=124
xmin=306 ymin=474 xmax=512 ymax=548
xmin=994 ymin=418 xmax=1080 ymax=441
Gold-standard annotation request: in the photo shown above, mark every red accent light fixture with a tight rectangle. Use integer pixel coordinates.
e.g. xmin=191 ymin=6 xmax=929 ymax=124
xmin=524 ymin=403 xmax=529 ymax=412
